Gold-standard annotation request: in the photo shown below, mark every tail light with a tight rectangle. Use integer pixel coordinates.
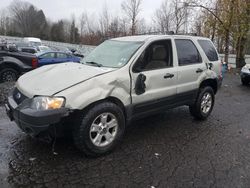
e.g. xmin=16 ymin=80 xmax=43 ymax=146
xmin=32 ymin=58 xmax=38 ymax=69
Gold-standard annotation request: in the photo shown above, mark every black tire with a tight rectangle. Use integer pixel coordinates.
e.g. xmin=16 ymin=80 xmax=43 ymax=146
xmin=73 ymin=102 xmax=125 ymax=157
xmin=241 ymin=78 xmax=249 ymax=85
xmin=189 ymin=86 xmax=215 ymax=120
xmin=0 ymin=67 xmax=19 ymax=83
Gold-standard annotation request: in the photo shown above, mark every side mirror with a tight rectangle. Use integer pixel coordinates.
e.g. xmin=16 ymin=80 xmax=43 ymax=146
xmin=135 ymin=73 xmax=146 ymax=95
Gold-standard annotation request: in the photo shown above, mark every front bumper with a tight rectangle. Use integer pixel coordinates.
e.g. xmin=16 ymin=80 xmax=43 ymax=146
xmin=5 ymin=91 xmax=70 ymax=137
xmin=241 ymin=71 xmax=250 ymax=81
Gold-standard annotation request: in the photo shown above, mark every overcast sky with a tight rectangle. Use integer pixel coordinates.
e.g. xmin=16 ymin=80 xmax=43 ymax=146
xmin=0 ymin=0 xmax=163 ymax=23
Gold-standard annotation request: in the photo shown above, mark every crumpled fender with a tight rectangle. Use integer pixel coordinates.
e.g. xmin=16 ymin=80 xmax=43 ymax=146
xmin=56 ymin=69 xmax=131 ymax=110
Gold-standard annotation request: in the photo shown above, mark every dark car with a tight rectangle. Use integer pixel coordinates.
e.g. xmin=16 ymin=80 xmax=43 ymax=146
xmin=36 ymin=51 xmax=81 ymax=66
xmin=0 ymin=47 xmax=38 ymax=82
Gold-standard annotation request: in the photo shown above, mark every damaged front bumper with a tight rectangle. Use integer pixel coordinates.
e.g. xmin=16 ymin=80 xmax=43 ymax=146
xmin=5 ymin=89 xmax=70 ymax=137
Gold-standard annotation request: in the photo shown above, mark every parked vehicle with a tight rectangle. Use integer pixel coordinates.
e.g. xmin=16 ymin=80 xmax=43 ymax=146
xmin=36 ymin=51 xmax=81 ymax=66
xmin=50 ymin=46 xmax=72 ymax=54
xmin=240 ymin=64 xmax=250 ymax=85
xmin=23 ymin=37 xmax=41 ymax=47
xmin=69 ymin=48 xmax=84 ymax=58
xmin=0 ymin=43 xmax=8 ymax=51
xmin=0 ymin=48 xmax=38 ymax=82
xmin=19 ymin=47 xmax=38 ymax=54
xmin=6 ymin=35 xmax=222 ymax=156
xmin=37 ymin=45 xmax=51 ymax=52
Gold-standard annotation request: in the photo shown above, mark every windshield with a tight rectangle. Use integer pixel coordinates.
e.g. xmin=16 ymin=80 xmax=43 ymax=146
xmin=81 ymin=40 xmax=143 ymax=68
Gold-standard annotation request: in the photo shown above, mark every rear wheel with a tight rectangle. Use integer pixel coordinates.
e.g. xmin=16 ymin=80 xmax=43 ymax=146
xmin=189 ymin=86 xmax=215 ymax=120
xmin=0 ymin=67 xmax=19 ymax=82
xmin=73 ymin=102 xmax=125 ymax=157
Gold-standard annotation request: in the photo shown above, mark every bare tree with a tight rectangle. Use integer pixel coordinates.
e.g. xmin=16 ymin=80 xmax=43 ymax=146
xmin=9 ymin=0 xmax=31 ymax=35
xmin=50 ymin=20 xmax=66 ymax=42
xmin=109 ymin=16 xmax=121 ymax=38
xmin=9 ymin=0 xmax=47 ymax=37
xmin=70 ymin=14 xmax=80 ymax=43
xmin=121 ymin=0 xmax=142 ymax=35
xmin=119 ymin=17 xmax=128 ymax=36
xmin=79 ymin=12 xmax=87 ymax=38
xmin=153 ymin=0 xmax=171 ymax=34
xmin=99 ymin=3 xmax=110 ymax=38
xmin=0 ymin=9 xmax=8 ymax=35
xmin=171 ymin=0 xmax=186 ymax=33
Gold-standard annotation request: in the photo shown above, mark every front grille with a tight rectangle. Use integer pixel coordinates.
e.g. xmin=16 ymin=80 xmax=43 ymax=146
xmin=13 ymin=88 xmax=28 ymax=105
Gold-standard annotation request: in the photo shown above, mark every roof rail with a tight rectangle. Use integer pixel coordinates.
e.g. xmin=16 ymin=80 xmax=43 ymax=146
xmin=175 ymin=33 xmax=198 ymax=36
xmin=131 ymin=31 xmax=198 ymax=36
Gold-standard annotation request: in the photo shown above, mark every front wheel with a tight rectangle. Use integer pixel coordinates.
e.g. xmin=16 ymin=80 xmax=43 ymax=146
xmin=73 ymin=102 xmax=125 ymax=157
xmin=189 ymin=86 xmax=215 ymax=120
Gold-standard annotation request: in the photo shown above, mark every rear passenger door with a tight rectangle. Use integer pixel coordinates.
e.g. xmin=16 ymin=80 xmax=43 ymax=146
xmin=56 ymin=53 xmax=70 ymax=63
xmin=197 ymin=39 xmax=221 ymax=78
xmin=175 ymin=39 xmax=207 ymax=95
xmin=38 ymin=52 xmax=56 ymax=66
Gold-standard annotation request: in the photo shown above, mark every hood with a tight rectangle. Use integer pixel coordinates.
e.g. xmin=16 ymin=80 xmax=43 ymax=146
xmin=17 ymin=63 xmax=114 ymax=97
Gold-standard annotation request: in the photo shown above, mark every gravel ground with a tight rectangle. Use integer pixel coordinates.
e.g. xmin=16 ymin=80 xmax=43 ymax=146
xmin=0 ymin=82 xmax=14 ymax=106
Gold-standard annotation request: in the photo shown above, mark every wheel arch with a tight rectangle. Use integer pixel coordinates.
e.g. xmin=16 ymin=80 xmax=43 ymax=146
xmin=74 ymin=96 xmax=127 ymax=120
xmin=0 ymin=61 xmax=22 ymax=74
xmin=199 ymin=79 xmax=218 ymax=94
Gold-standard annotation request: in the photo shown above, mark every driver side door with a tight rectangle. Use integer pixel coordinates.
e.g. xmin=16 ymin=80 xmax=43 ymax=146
xmin=130 ymin=39 xmax=177 ymax=117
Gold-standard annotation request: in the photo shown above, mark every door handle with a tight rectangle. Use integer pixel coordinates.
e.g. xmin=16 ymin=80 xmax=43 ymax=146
xmin=196 ymin=68 xmax=203 ymax=73
xmin=164 ymin=73 xmax=174 ymax=79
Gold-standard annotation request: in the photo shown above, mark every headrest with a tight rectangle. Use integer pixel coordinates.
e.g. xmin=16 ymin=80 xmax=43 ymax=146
xmin=152 ymin=46 xmax=167 ymax=60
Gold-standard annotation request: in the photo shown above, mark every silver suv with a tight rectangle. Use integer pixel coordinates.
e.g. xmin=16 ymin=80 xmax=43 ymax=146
xmin=5 ymin=35 xmax=222 ymax=156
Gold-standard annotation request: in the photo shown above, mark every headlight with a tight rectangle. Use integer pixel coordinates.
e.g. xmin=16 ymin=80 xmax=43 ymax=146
xmin=31 ymin=96 xmax=65 ymax=110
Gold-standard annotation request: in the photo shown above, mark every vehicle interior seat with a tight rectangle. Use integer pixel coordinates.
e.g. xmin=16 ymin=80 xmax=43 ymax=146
xmin=145 ymin=45 xmax=167 ymax=70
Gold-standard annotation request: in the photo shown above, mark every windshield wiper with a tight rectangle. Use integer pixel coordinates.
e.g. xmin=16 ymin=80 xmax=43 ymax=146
xmin=85 ymin=61 xmax=103 ymax=67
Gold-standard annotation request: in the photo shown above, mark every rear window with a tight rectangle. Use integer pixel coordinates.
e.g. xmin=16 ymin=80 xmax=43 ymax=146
xmin=57 ymin=53 xmax=68 ymax=58
xmin=198 ymin=40 xmax=218 ymax=61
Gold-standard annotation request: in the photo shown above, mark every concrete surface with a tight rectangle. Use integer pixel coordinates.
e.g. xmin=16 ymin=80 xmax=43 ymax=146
xmin=0 ymin=73 xmax=250 ymax=188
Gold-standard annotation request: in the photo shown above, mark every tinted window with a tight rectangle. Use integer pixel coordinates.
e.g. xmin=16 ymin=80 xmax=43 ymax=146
xmin=57 ymin=53 xmax=68 ymax=58
xmin=40 ymin=53 xmax=55 ymax=59
xmin=198 ymin=40 xmax=218 ymax=61
xmin=175 ymin=39 xmax=202 ymax=66
xmin=133 ymin=40 xmax=173 ymax=72
xmin=21 ymin=48 xmax=36 ymax=54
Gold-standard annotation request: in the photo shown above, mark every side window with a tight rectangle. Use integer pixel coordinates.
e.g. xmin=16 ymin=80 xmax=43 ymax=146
xmin=57 ymin=53 xmax=68 ymax=58
xmin=175 ymin=39 xmax=202 ymax=66
xmin=40 ymin=53 xmax=55 ymax=59
xmin=198 ymin=40 xmax=218 ymax=61
xmin=133 ymin=40 xmax=173 ymax=72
